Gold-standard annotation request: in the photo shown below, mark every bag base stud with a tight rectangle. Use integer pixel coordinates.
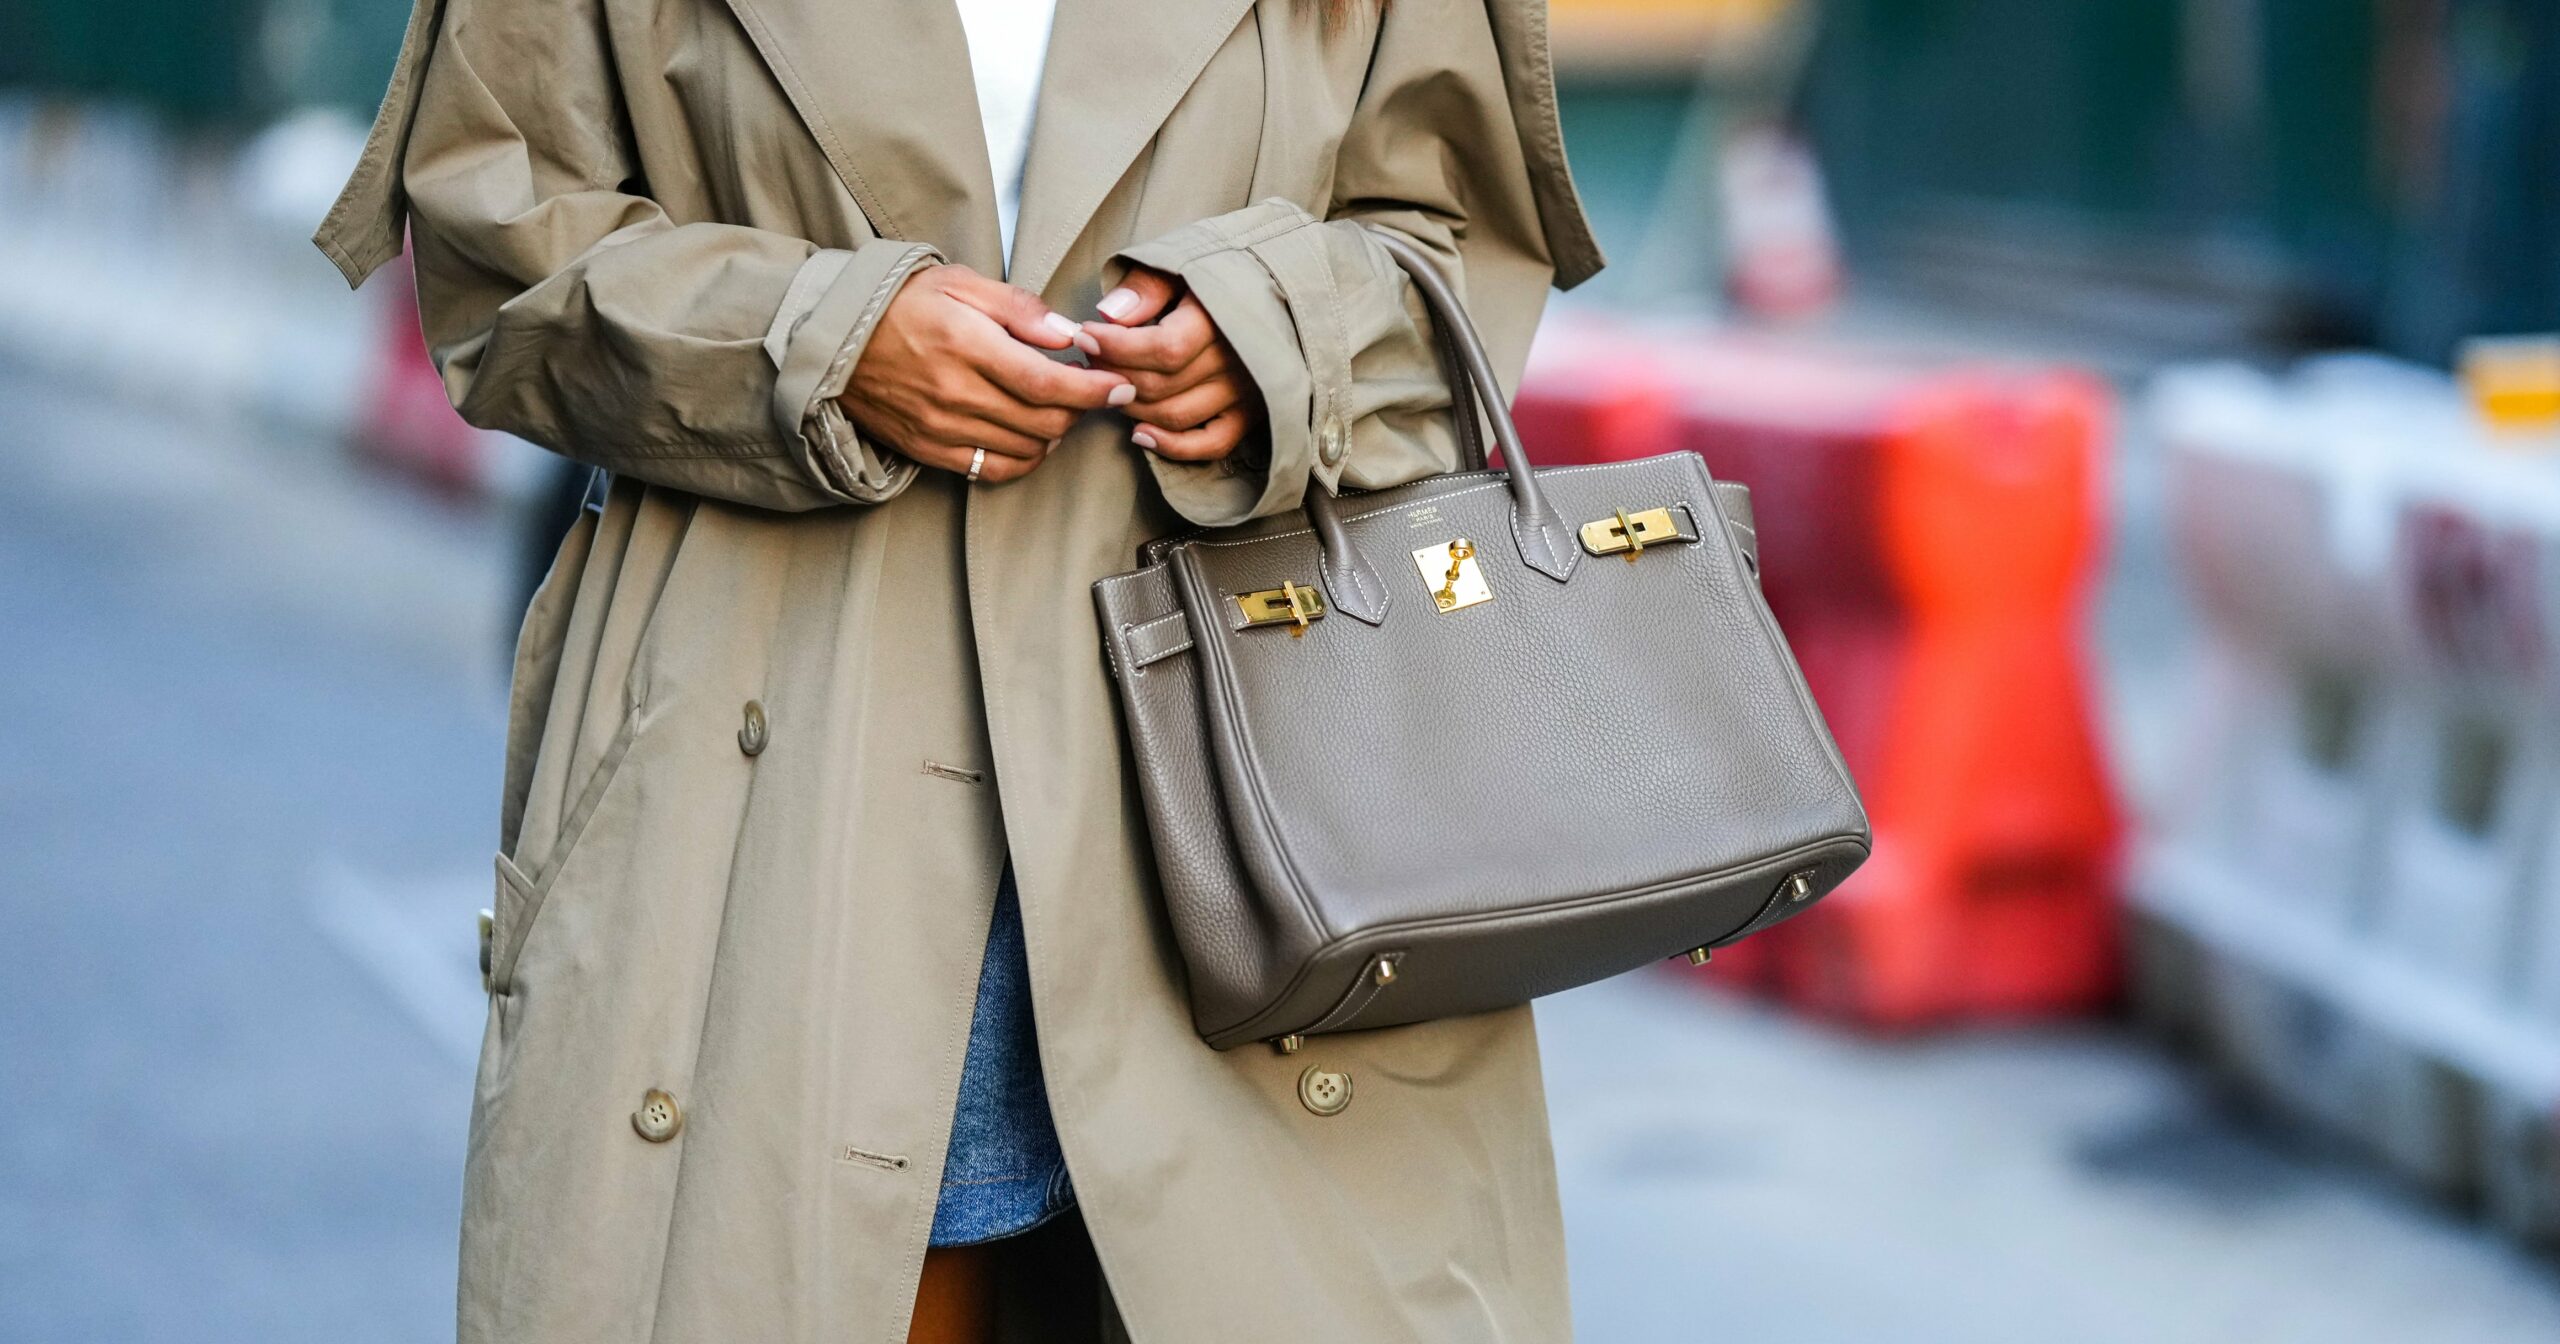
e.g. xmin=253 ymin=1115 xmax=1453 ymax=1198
xmin=1274 ymin=1035 xmax=1305 ymax=1055
xmin=1785 ymin=871 xmax=1817 ymax=902
xmin=1684 ymin=947 xmax=1712 ymax=967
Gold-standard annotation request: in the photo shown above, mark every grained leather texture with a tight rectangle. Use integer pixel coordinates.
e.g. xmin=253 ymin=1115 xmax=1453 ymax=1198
xmin=1134 ymin=471 xmax=1760 ymax=577
xmin=1094 ymin=229 xmax=1868 ymax=1050
xmin=1097 ymin=565 xmax=1317 ymax=1026
xmin=1098 ymin=452 xmax=1866 ymax=1048
xmin=1303 ymin=489 xmax=1394 ymax=625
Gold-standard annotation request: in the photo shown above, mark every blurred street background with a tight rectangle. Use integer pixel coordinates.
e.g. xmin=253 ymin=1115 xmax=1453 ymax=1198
xmin=9 ymin=1 xmax=2560 ymax=1340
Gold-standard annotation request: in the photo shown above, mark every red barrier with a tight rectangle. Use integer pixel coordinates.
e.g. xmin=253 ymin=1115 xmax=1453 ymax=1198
xmin=352 ymin=253 xmax=491 ymax=494
xmin=1518 ymin=318 xmax=2121 ymax=1027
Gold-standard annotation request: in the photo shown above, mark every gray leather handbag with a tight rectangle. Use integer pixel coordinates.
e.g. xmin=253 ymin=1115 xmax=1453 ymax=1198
xmin=1094 ymin=228 xmax=1870 ymax=1051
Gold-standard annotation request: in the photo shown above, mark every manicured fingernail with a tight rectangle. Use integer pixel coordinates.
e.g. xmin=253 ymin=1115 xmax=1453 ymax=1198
xmin=1072 ymin=330 xmax=1101 ymax=356
xmin=1131 ymin=430 xmax=1157 ymax=450
xmin=1042 ymin=312 xmax=1081 ymax=342
xmin=1097 ymin=287 xmax=1141 ymax=321
xmin=1107 ymin=383 xmax=1137 ymax=407
xmin=1045 ymin=438 xmax=1062 ymax=454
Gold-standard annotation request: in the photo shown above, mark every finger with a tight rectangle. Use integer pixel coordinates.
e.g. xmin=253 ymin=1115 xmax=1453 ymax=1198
xmin=1117 ymin=338 xmax=1232 ymax=403
xmin=1094 ymin=268 xmax=1179 ymax=326
xmin=1128 ymin=376 xmax=1243 ymax=433
xmin=948 ymin=387 xmax=1079 ymax=445
xmin=903 ymin=439 xmax=1046 ymax=484
xmin=917 ymin=408 xmax=1052 ymax=462
xmin=1081 ymin=294 xmax=1217 ymax=371
xmin=938 ymin=267 xmax=1092 ymax=353
xmin=1132 ymin=406 xmax=1253 ymax=463
xmin=1080 ymin=311 xmax=1213 ymax=375
xmin=973 ymin=337 xmax=1135 ymax=412
xmin=1150 ymin=294 xmax=1217 ymax=353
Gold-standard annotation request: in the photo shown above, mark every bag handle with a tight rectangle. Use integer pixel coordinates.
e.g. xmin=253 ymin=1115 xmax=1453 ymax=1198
xmin=1301 ymin=228 xmax=1579 ymax=625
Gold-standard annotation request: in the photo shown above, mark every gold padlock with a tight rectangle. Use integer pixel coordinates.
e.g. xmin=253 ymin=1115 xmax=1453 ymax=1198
xmin=1412 ymin=538 xmax=1490 ymax=613
xmin=1436 ymin=539 xmax=1475 ymax=610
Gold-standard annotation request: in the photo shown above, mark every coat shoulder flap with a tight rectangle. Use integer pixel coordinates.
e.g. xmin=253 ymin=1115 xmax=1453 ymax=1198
xmin=1482 ymin=0 xmax=1603 ymax=290
xmin=311 ymin=0 xmax=452 ymax=287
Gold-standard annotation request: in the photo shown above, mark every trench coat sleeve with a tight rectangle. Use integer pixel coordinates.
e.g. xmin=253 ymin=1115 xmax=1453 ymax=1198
xmin=312 ymin=0 xmax=934 ymax=513
xmin=1111 ymin=0 xmax=1597 ymax=528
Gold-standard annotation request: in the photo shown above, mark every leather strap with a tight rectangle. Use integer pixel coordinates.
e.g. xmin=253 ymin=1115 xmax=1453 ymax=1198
xmin=1366 ymin=228 xmax=1578 ymax=584
xmin=1303 ymin=487 xmax=1396 ymax=624
xmin=1295 ymin=228 xmax=1580 ymax=626
xmin=1432 ymin=301 xmax=1489 ymax=474
xmin=1122 ymin=610 xmax=1195 ymax=667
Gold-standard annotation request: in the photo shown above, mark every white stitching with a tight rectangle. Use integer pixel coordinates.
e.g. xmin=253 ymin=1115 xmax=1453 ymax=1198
xmin=1140 ymin=460 xmax=1663 ymax=560
xmin=1126 ymin=612 xmax=1195 ymax=667
xmin=1317 ymin=536 xmax=1387 ymax=618
xmin=1182 ymin=462 xmax=1696 ymax=555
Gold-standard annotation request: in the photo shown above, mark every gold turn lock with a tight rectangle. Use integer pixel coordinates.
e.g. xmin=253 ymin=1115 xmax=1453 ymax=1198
xmin=1579 ymin=506 xmax=1682 ymax=560
xmin=1235 ymin=581 xmax=1326 ymax=635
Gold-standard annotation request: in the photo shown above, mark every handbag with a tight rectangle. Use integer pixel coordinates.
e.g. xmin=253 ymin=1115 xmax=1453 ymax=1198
xmin=1093 ymin=227 xmax=1870 ymax=1051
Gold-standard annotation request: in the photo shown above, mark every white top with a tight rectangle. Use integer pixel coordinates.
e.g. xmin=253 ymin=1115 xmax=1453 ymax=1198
xmin=953 ymin=0 xmax=1060 ymax=273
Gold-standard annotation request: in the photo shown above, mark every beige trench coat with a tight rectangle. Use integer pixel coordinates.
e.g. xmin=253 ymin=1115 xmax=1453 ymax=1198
xmin=317 ymin=1 xmax=1602 ymax=1339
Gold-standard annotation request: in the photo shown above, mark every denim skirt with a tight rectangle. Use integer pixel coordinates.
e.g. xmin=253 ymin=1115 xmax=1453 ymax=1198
xmin=928 ymin=869 xmax=1076 ymax=1246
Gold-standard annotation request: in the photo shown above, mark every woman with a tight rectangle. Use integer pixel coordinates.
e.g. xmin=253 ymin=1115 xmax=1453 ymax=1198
xmin=316 ymin=0 xmax=1600 ymax=1339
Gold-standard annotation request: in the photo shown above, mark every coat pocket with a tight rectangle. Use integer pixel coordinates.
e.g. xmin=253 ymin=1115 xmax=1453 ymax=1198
xmin=489 ymin=706 xmax=640 ymax=995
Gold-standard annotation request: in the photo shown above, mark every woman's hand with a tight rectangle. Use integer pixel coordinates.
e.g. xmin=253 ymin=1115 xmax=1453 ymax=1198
xmin=840 ymin=264 xmax=1134 ymax=484
xmin=1082 ymin=268 xmax=1263 ymax=465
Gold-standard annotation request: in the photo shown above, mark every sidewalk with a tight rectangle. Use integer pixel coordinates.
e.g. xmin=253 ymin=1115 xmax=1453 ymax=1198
xmin=1544 ymin=973 xmax=2560 ymax=1343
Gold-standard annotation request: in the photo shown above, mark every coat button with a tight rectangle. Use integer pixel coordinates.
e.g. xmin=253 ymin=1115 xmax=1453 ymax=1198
xmin=632 ymin=1089 xmax=684 ymax=1142
xmin=737 ymin=700 xmax=768 ymax=756
xmin=1297 ymin=1064 xmax=1352 ymax=1117
xmin=1319 ymin=415 xmax=1350 ymax=467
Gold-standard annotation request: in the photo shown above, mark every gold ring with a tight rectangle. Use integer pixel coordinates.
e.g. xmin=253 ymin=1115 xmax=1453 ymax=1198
xmin=966 ymin=448 xmax=986 ymax=482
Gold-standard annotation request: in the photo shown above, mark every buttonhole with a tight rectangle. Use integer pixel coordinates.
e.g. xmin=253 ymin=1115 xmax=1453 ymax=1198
xmin=920 ymin=760 xmax=985 ymax=786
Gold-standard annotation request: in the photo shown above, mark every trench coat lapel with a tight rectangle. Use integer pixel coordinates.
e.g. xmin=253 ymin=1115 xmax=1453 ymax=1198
xmin=713 ymin=0 xmax=1006 ymax=272
xmin=1007 ymin=0 xmax=1260 ymax=296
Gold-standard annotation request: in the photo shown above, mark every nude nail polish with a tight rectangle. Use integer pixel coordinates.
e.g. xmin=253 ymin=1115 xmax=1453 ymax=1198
xmin=1097 ymin=287 xmax=1141 ymax=321
xmin=1107 ymin=384 xmax=1137 ymax=408
xmin=1131 ymin=430 xmax=1157 ymax=451
xmin=1042 ymin=312 xmax=1081 ymax=342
